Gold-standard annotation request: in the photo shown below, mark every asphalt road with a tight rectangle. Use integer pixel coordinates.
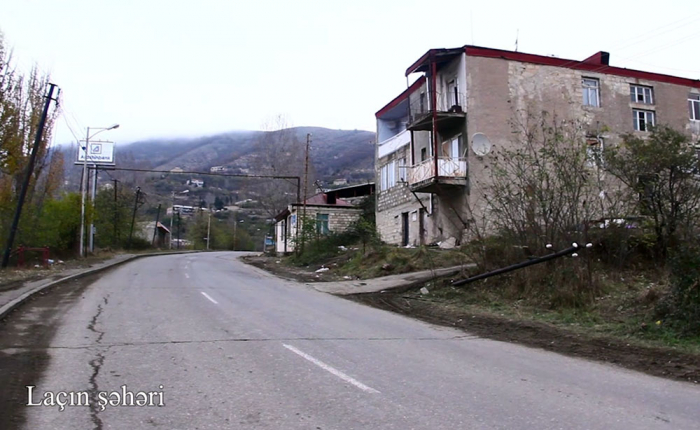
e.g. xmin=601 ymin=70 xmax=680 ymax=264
xmin=4 ymin=252 xmax=700 ymax=429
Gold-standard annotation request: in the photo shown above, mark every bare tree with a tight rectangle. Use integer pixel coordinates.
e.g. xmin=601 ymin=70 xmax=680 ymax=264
xmin=251 ymin=115 xmax=316 ymax=218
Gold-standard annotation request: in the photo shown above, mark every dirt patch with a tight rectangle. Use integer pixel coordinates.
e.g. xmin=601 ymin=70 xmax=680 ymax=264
xmin=349 ymin=290 xmax=700 ymax=384
xmin=241 ymin=254 xmax=348 ymax=282
xmin=0 ymin=271 xmax=107 ymax=429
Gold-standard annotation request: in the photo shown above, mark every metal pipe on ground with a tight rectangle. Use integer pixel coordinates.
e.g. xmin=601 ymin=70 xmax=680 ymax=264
xmin=452 ymin=244 xmax=585 ymax=287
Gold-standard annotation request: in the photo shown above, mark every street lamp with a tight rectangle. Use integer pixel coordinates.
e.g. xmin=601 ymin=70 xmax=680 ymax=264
xmin=80 ymin=124 xmax=119 ymax=257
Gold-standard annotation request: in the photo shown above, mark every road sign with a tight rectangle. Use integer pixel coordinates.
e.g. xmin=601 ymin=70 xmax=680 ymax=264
xmin=77 ymin=140 xmax=115 ymax=164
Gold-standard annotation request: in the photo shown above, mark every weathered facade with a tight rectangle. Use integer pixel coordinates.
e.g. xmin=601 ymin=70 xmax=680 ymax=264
xmin=375 ymin=45 xmax=700 ymax=247
xmin=274 ymin=192 xmax=366 ymax=254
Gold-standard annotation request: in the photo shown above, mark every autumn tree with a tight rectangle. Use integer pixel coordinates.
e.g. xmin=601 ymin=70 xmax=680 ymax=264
xmin=0 ymin=31 xmax=61 ymax=248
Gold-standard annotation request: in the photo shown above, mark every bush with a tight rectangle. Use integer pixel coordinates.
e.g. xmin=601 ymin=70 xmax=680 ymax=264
xmin=656 ymin=245 xmax=700 ymax=337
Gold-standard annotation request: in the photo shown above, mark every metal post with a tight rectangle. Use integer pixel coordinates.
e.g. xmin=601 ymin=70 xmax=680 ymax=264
xmin=79 ymin=127 xmax=90 ymax=257
xmin=89 ymin=165 xmax=98 ymax=252
xmin=2 ymin=83 xmax=57 ymax=268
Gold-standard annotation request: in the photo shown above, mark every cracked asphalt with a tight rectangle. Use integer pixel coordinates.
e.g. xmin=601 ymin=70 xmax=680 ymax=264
xmin=1 ymin=252 xmax=699 ymax=429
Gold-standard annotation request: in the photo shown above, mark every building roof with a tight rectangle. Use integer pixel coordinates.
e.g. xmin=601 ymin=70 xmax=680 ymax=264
xmin=375 ymin=76 xmax=426 ymax=119
xmin=403 ymin=45 xmax=700 ymax=89
xmin=273 ymin=192 xmax=359 ymax=222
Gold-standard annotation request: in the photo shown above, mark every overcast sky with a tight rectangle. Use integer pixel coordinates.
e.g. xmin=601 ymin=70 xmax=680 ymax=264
xmin=3 ymin=0 xmax=699 ymax=145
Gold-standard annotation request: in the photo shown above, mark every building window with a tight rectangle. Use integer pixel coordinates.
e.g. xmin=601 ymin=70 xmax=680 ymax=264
xmin=582 ymin=78 xmax=600 ymax=107
xmin=630 ymin=85 xmax=654 ymax=104
xmin=633 ymin=109 xmax=655 ymax=131
xmin=690 ymin=94 xmax=700 ymax=121
xmin=380 ymin=160 xmax=397 ymax=191
xmin=316 ymin=213 xmax=329 ymax=235
xmin=586 ymin=137 xmax=604 ymax=169
xmin=398 ymin=157 xmax=406 ymax=181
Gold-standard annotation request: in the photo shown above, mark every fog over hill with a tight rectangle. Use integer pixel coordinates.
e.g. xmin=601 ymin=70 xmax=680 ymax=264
xmin=60 ymin=127 xmax=376 ymax=189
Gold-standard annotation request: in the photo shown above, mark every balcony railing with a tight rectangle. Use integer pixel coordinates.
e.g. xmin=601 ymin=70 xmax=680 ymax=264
xmin=408 ymin=156 xmax=467 ymax=185
xmin=377 ymin=129 xmax=411 ymax=159
xmin=408 ymin=90 xmax=466 ymax=124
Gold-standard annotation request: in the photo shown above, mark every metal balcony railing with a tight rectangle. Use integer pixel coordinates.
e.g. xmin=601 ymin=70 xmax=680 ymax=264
xmin=408 ymin=156 xmax=467 ymax=184
xmin=408 ymin=90 xmax=467 ymax=124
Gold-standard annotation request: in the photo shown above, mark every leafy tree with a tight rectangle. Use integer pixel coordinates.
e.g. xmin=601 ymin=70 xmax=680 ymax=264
xmin=605 ymin=125 xmax=700 ymax=258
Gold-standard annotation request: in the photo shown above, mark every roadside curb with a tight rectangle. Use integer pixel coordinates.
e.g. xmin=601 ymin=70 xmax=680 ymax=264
xmin=0 ymin=250 xmax=203 ymax=321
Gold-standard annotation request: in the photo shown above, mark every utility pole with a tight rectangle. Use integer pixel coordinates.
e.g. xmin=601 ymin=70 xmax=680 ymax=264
xmin=113 ymin=179 xmax=119 ymax=248
xmin=2 ymin=83 xmax=58 ymax=269
xmin=301 ymin=133 xmax=311 ymax=253
xmin=127 ymin=187 xmax=140 ymax=250
xmin=206 ymin=208 xmax=211 ymax=250
xmin=176 ymin=212 xmax=181 ymax=249
xmin=169 ymin=191 xmax=174 ymax=249
xmin=152 ymin=204 xmax=162 ymax=246
xmin=233 ymin=216 xmax=237 ymax=251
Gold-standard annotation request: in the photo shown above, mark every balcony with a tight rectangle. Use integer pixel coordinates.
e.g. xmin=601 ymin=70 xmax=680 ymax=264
xmin=377 ymin=129 xmax=411 ymax=159
xmin=408 ymin=156 xmax=467 ymax=193
xmin=408 ymin=90 xmax=466 ymax=132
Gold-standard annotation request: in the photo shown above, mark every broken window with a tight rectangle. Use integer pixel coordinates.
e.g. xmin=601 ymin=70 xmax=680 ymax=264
xmin=630 ymin=85 xmax=654 ymax=104
xmin=582 ymin=78 xmax=600 ymax=107
xmin=633 ymin=109 xmax=655 ymax=131
xmin=690 ymin=94 xmax=700 ymax=121
xmin=586 ymin=137 xmax=604 ymax=169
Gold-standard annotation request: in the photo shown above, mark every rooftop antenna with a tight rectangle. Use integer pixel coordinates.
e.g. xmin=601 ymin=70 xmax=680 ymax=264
xmin=471 ymin=10 xmax=474 ymax=45
xmin=515 ymin=29 xmax=519 ymax=52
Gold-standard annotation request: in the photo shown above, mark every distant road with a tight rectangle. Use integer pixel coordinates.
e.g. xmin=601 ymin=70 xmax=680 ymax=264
xmin=4 ymin=252 xmax=699 ymax=429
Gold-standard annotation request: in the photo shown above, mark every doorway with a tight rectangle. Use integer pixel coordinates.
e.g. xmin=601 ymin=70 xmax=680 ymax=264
xmin=401 ymin=212 xmax=409 ymax=247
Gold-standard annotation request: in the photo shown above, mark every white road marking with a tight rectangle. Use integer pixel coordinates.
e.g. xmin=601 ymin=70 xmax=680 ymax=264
xmin=282 ymin=344 xmax=380 ymax=394
xmin=200 ymin=292 xmax=218 ymax=305
xmin=185 ymin=273 xmax=190 ymax=279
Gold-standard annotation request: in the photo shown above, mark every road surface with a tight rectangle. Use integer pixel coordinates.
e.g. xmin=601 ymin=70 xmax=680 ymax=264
xmin=1 ymin=252 xmax=698 ymax=429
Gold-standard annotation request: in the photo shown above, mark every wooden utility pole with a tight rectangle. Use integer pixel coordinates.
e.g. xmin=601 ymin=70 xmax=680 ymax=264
xmin=152 ymin=204 xmax=162 ymax=246
xmin=2 ymin=83 xmax=58 ymax=268
xmin=206 ymin=208 xmax=212 ymax=250
xmin=127 ymin=187 xmax=141 ymax=249
xmin=301 ymin=133 xmax=311 ymax=253
xmin=113 ymin=179 xmax=119 ymax=247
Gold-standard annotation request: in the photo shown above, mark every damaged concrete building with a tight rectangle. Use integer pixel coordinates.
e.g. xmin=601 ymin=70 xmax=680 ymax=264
xmin=375 ymin=45 xmax=700 ymax=248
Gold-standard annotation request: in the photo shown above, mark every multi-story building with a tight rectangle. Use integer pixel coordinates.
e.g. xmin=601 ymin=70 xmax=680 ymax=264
xmin=375 ymin=45 xmax=700 ymax=247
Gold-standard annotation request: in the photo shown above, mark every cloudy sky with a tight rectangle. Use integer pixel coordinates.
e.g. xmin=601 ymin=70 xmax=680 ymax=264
xmin=3 ymin=0 xmax=699 ymax=145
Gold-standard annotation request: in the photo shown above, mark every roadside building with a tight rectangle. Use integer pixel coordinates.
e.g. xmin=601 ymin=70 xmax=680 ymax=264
xmin=136 ymin=221 xmax=171 ymax=247
xmin=273 ymin=183 xmax=374 ymax=255
xmin=375 ymin=45 xmax=700 ymax=247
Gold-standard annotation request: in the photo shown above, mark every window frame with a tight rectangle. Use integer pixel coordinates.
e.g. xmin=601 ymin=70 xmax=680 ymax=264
xmin=689 ymin=94 xmax=700 ymax=121
xmin=633 ymin=109 xmax=656 ymax=132
xmin=630 ymin=85 xmax=654 ymax=105
xmin=582 ymin=78 xmax=600 ymax=107
xmin=315 ymin=213 xmax=329 ymax=235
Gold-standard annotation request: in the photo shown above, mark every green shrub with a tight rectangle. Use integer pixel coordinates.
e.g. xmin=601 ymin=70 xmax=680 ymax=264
xmin=656 ymin=245 xmax=700 ymax=337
